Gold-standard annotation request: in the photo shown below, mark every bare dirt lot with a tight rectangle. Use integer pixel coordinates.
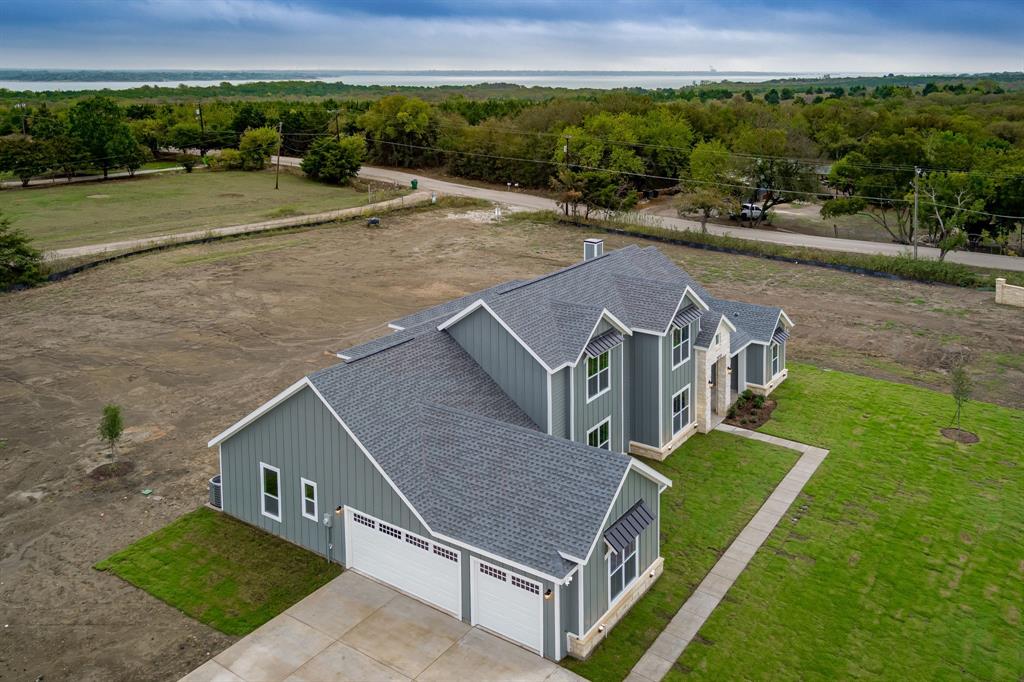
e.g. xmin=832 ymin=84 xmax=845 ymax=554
xmin=1 ymin=206 xmax=1022 ymax=681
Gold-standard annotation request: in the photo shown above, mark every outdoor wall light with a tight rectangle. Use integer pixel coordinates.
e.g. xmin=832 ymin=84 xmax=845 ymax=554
xmin=544 ymin=589 xmax=553 ymax=600
xmin=649 ymin=570 xmax=656 ymax=578
xmin=335 ymin=506 xmax=343 ymax=516
xmin=597 ymin=625 xmax=605 ymax=633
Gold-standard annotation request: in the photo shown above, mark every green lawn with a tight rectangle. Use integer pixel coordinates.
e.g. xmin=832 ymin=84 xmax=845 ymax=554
xmin=562 ymin=431 xmax=799 ymax=682
xmin=0 ymin=169 xmax=382 ymax=250
xmin=95 ymin=507 xmax=341 ymax=636
xmin=669 ymin=364 xmax=1024 ymax=680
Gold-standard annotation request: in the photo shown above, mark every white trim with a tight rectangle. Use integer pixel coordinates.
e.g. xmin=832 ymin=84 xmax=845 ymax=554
xmin=437 ymin=299 xmax=555 ymax=373
xmin=671 ymin=386 xmax=690 ymax=438
xmin=657 ymin=334 xmax=664 ymax=442
xmin=300 ymin=477 xmax=318 ymax=521
xmin=692 ymin=314 xmax=737 ymax=350
xmin=577 ymin=561 xmax=585 ymax=636
xmin=217 ymin=444 xmax=225 ymax=511
xmin=584 ymin=350 xmax=611 ymax=403
xmin=569 ymin=363 xmax=575 ymax=441
xmin=779 ymin=310 xmax=795 ymax=329
xmin=337 ymin=352 xmax=353 ymax=361
xmin=770 ymin=341 xmax=781 ymax=377
xmin=259 ymin=462 xmax=281 ymax=522
xmin=670 ymin=324 xmax=690 ymax=370
xmin=586 ymin=417 xmax=612 ymax=451
xmin=570 ymin=309 xmax=633 ymax=369
xmin=436 ymin=530 xmax=565 ymax=585
xmin=546 ymin=372 xmax=553 ymax=436
xmin=629 ymin=458 xmax=673 ymax=490
xmin=470 ymin=557 xmax=545 ymax=655
xmin=606 ymin=534 xmax=639 ymax=607
xmin=208 ymin=378 xmax=308 ymax=447
xmin=554 ymin=577 xmax=561 ymax=660
xmin=657 ymin=287 xmax=712 ymax=336
xmin=387 ymin=322 xmax=405 ymax=331
xmin=577 ymin=468 xmax=631 ymax=565
xmin=619 ymin=345 xmax=625 ymax=453
xmin=343 ymin=505 xmax=353 ymax=566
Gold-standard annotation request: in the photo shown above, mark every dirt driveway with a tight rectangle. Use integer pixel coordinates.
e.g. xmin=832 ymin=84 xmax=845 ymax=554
xmin=1 ymin=207 xmax=1021 ymax=681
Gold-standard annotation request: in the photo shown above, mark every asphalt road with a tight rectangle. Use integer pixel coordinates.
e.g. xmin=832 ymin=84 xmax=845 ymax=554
xmin=274 ymin=158 xmax=1024 ymax=273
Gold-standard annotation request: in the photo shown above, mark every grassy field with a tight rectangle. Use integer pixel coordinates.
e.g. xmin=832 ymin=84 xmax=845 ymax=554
xmin=95 ymin=507 xmax=341 ymax=636
xmin=0 ymin=169 xmax=382 ymax=250
xmin=668 ymin=363 xmax=1023 ymax=680
xmin=562 ymin=432 xmax=799 ymax=682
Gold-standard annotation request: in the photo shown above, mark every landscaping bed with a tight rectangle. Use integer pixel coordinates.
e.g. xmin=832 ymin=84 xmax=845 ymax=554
xmin=724 ymin=389 xmax=776 ymax=429
xmin=95 ymin=507 xmax=341 ymax=636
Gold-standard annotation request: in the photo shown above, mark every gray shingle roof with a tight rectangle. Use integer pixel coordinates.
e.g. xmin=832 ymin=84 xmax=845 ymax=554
xmin=388 ymin=280 xmax=527 ymax=330
xmin=310 ymin=328 xmax=629 ymax=578
xmin=695 ymin=311 xmax=723 ymax=348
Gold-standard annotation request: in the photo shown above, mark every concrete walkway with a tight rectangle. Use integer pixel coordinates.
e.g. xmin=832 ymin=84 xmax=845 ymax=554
xmin=626 ymin=424 xmax=829 ymax=682
xmin=44 ymin=192 xmax=430 ymax=261
xmin=181 ymin=571 xmax=581 ymax=682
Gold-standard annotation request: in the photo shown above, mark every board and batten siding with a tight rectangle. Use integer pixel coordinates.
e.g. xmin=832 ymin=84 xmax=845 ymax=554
xmin=572 ymin=344 xmax=623 ymax=452
xmin=447 ymin=307 xmax=548 ymax=430
xmin=660 ymin=317 xmax=697 ymax=444
xmin=628 ymin=332 xmax=661 ymax=447
xmin=220 ymin=386 xmax=426 ymax=563
xmin=550 ymin=367 xmax=570 ymax=439
xmin=746 ymin=343 xmax=766 ymax=385
xmin=580 ymin=469 xmax=660 ymax=633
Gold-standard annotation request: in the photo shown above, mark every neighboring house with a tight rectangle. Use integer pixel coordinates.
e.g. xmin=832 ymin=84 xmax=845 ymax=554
xmin=207 ymin=240 xmax=792 ymax=661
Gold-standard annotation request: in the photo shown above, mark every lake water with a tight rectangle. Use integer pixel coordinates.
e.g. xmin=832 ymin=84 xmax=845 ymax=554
xmin=0 ymin=71 xmax=874 ymax=92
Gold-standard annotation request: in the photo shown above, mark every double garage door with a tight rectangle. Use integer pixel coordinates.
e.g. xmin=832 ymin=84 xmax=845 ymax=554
xmin=346 ymin=509 xmax=544 ymax=654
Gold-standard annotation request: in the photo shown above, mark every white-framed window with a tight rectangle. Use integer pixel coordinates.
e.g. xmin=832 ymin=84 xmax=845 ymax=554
xmin=586 ymin=350 xmax=610 ymax=401
xmin=300 ymin=478 xmax=318 ymax=521
xmin=671 ymin=324 xmax=690 ymax=368
xmin=771 ymin=342 xmax=780 ymax=376
xmin=587 ymin=417 xmax=611 ymax=450
xmin=672 ymin=387 xmax=690 ymax=435
xmin=713 ymin=332 xmax=720 ymax=346
xmin=259 ymin=463 xmax=281 ymax=521
xmin=608 ymin=536 xmax=638 ymax=603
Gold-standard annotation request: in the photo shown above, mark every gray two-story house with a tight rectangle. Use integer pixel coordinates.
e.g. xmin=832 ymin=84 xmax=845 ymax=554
xmin=207 ymin=240 xmax=792 ymax=661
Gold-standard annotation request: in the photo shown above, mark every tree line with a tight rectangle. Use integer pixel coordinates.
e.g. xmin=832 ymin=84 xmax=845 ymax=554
xmin=3 ymin=81 xmax=1023 ymax=256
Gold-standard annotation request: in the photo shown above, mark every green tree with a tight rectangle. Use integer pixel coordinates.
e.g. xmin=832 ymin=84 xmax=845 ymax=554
xmin=121 ymin=143 xmax=151 ymax=177
xmin=949 ymin=362 xmax=972 ymax=432
xmin=919 ymin=171 xmax=991 ymax=260
xmin=98 ymin=404 xmax=124 ymax=459
xmin=67 ymin=96 xmax=136 ymax=179
xmin=732 ymin=128 xmax=817 ymax=226
xmin=300 ymin=135 xmax=365 ymax=184
xmin=166 ymin=122 xmax=202 ymax=154
xmin=677 ymin=139 xmax=740 ymax=231
xmin=358 ymin=95 xmax=440 ymax=167
xmin=0 ymin=136 xmax=51 ymax=186
xmin=0 ymin=211 xmax=44 ymax=289
xmin=237 ymin=126 xmax=281 ymax=171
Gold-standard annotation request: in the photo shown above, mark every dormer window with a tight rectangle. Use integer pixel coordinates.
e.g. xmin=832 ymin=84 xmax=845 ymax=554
xmin=671 ymin=325 xmax=690 ymax=368
xmin=586 ymin=350 xmax=610 ymax=400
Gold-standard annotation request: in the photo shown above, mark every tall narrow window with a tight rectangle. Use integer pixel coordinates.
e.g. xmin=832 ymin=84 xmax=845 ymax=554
xmin=586 ymin=350 xmax=610 ymax=400
xmin=587 ymin=418 xmax=611 ymax=450
xmin=672 ymin=388 xmax=689 ymax=435
xmin=608 ymin=537 xmax=638 ymax=602
xmin=260 ymin=463 xmax=281 ymax=521
xmin=771 ymin=342 xmax=780 ymax=376
xmin=300 ymin=478 xmax=318 ymax=521
xmin=671 ymin=324 xmax=690 ymax=368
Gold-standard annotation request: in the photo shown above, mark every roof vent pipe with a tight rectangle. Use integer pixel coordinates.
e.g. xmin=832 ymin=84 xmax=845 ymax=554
xmin=584 ymin=238 xmax=604 ymax=261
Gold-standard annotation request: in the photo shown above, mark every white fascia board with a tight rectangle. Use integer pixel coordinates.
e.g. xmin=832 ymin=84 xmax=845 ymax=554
xmin=569 ymin=309 xmax=634 ymax=369
xmin=721 ymin=315 xmax=738 ymax=333
xmin=692 ymin=314 xmax=734 ymax=350
xmin=336 ymin=352 xmax=353 ymax=360
xmin=779 ymin=310 xmax=795 ymax=329
xmin=387 ymin=322 xmax=405 ymax=331
xmin=558 ymin=550 xmax=586 ymax=564
xmin=433 ymin=530 xmax=567 ymax=585
xmin=630 ymin=458 xmax=673 ymax=491
xmin=659 ymin=287 xmax=711 ymax=336
xmin=304 ymin=379 xmax=437 ymax=536
xmin=437 ymin=298 xmax=555 ymax=374
xmin=207 ymin=377 xmax=308 ymax=447
xmin=577 ymin=467 xmax=632 ymax=566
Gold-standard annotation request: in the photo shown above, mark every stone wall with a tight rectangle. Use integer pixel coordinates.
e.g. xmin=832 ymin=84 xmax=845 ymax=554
xmin=995 ymin=278 xmax=1024 ymax=308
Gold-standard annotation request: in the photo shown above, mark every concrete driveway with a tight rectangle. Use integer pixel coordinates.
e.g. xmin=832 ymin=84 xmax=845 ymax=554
xmin=180 ymin=572 xmax=582 ymax=682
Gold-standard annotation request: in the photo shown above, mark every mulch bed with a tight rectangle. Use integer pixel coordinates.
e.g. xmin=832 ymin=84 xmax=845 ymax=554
xmin=941 ymin=427 xmax=980 ymax=444
xmin=89 ymin=460 xmax=135 ymax=481
xmin=725 ymin=398 xmax=777 ymax=430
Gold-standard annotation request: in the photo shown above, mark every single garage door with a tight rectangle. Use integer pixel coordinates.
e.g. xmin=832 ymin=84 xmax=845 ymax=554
xmin=347 ymin=510 xmax=461 ymax=617
xmin=471 ymin=559 xmax=544 ymax=654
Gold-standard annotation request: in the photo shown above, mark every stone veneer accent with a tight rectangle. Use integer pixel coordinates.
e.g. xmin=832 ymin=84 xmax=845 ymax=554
xmin=567 ymin=556 xmax=664 ymax=660
xmin=747 ymin=368 xmax=789 ymax=397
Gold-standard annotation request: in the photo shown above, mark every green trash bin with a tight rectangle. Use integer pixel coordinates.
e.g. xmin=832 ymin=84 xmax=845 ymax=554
xmin=411 ymin=179 xmax=418 ymax=189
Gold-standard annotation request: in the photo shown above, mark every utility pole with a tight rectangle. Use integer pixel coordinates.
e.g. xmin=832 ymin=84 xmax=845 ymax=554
xmin=563 ymin=135 xmax=571 ymax=166
xmin=912 ymin=166 xmax=921 ymax=259
xmin=275 ymin=121 xmax=283 ymax=190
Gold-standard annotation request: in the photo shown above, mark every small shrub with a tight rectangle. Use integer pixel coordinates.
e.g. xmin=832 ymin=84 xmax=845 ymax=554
xmin=752 ymin=394 xmax=766 ymax=409
xmin=98 ymin=404 xmax=124 ymax=458
xmin=208 ymin=148 xmax=242 ymax=171
xmin=0 ymin=211 xmax=44 ymax=290
xmin=727 ymin=405 xmax=737 ymax=419
xmin=177 ymin=154 xmax=200 ymax=173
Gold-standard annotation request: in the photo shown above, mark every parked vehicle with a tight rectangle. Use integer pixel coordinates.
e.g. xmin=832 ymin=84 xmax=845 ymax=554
xmin=732 ymin=203 xmax=768 ymax=221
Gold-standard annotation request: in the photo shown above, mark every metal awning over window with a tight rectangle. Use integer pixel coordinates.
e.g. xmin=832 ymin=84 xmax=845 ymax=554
xmin=604 ymin=500 xmax=654 ymax=554
xmin=585 ymin=330 xmax=623 ymax=358
xmin=772 ymin=328 xmax=790 ymax=344
xmin=673 ymin=306 xmax=703 ymax=329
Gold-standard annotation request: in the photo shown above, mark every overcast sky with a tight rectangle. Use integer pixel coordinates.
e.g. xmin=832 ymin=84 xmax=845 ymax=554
xmin=2 ymin=0 xmax=1022 ymax=73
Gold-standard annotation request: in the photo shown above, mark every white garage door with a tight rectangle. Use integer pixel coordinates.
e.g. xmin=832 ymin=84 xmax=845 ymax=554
xmin=472 ymin=559 xmax=544 ymax=654
xmin=346 ymin=510 xmax=461 ymax=617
